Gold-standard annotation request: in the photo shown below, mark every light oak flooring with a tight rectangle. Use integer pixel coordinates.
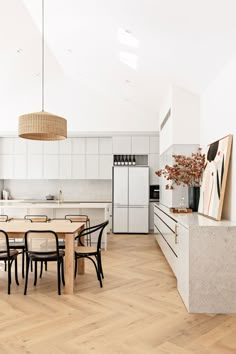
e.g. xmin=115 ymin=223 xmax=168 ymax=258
xmin=0 ymin=234 xmax=236 ymax=354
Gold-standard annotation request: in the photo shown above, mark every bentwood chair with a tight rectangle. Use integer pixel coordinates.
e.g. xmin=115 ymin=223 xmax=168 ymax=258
xmin=49 ymin=218 xmax=72 ymax=249
xmin=65 ymin=215 xmax=91 ymax=246
xmin=24 ymin=230 xmax=65 ymax=295
xmin=9 ymin=218 xmax=31 ymax=278
xmin=0 ymin=230 xmax=19 ymax=294
xmin=74 ymin=220 xmax=108 ymax=288
xmin=24 ymin=215 xmax=49 ymax=273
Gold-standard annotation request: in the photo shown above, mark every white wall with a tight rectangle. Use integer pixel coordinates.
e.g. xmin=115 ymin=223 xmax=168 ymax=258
xmin=201 ymin=56 xmax=236 ymax=221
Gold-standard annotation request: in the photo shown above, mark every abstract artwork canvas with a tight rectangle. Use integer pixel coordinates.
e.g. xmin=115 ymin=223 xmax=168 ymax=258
xmin=198 ymin=134 xmax=233 ymax=220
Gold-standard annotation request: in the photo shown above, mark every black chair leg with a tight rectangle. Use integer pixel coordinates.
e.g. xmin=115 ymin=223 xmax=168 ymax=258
xmin=57 ymin=261 xmax=61 ymax=295
xmin=40 ymin=261 xmax=43 ymax=278
xmin=61 ymin=259 xmax=65 ymax=286
xmin=97 ymin=254 xmax=104 ymax=279
xmin=15 ymin=257 xmax=19 ymax=285
xmin=45 ymin=261 xmax=47 ymax=271
xmin=34 ymin=261 xmax=37 ymax=286
xmin=24 ymin=257 xmax=30 ymax=295
xmin=22 ymin=249 xmax=25 ymax=279
xmin=4 ymin=260 xmax=7 ymax=272
xmin=7 ymin=259 xmax=11 ymax=295
xmin=74 ymin=257 xmax=78 ymax=278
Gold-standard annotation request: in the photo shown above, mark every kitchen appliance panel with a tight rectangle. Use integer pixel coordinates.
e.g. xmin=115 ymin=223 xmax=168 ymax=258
xmin=113 ymin=167 xmax=129 ymax=206
xmin=129 ymin=167 xmax=149 ymax=206
xmin=128 ymin=206 xmax=149 ymax=233
xmin=113 ymin=207 xmax=128 ymax=233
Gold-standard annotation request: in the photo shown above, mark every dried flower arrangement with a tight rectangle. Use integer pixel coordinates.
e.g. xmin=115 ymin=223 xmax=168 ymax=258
xmin=156 ymin=148 xmax=205 ymax=189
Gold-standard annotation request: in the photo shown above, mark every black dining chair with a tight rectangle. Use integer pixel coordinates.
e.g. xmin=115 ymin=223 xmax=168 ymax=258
xmin=74 ymin=220 xmax=108 ymax=288
xmin=65 ymin=214 xmax=91 ymax=246
xmin=24 ymin=230 xmax=65 ymax=295
xmin=0 ymin=229 xmax=20 ymax=294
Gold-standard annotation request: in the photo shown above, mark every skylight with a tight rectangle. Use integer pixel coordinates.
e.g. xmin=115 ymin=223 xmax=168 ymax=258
xmin=119 ymin=51 xmax=138 ymax=70
xmin=118 ymin=28 xmax=139 ymax=48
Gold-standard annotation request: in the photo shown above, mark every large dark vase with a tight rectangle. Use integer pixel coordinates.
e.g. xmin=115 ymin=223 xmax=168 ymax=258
xmin=188 ymin=186 xmax=200 ymax=212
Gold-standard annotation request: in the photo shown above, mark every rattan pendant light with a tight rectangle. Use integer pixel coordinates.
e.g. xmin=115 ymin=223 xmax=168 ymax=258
xmin=18 ymin=0 xmax=67 ymax=141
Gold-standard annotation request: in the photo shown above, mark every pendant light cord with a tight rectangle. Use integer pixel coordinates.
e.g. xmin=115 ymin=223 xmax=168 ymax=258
xmin=42 ymin=0 xmax=44 ymax=112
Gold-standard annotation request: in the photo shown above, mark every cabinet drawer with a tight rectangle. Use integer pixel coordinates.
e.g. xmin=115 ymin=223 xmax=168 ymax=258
xmin=155 ymin=233 xmax=178 ymax=276
xmin=155 ymin=206 xmax=177 ymax=233
xmin=154 ymin=210 xmax=178 ymax=255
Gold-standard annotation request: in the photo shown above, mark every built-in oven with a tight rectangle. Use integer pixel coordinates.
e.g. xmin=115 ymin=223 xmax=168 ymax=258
xmin=150 ymin=185 xmax=159 ymax=201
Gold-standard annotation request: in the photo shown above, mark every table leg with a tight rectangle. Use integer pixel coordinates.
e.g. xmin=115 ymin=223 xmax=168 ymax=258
xmin=64 ymin=233 xmax=74 ymax=294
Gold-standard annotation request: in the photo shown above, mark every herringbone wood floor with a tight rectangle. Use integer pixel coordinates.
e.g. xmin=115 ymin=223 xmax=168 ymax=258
xmin=0 ymin=234 xmax=236 ymax=354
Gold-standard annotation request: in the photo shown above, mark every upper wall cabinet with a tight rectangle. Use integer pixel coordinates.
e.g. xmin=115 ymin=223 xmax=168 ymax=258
xmin=131 ymin=136 xmax=149 ymax=154
xmin=0 ymin=138 xmax=14 ymax=154
xmin=28 ymin=140 xmax=43 ymax=155
xmin=72 ymin=138 xmax=86 ymax=154
xmin=113 ymin=136 xmax=131 ymax=154
xmin=99 ymin=138 xmax=112 ymax=154
xmin=13 ymin=138 xmax=27 ymax=155
xmin=43 ymin=141 xmax=59 ymax=155
xmin=58 ymin=138 xmax=72 ymax=155
xmin=86 ymin=138 xmax=99 ymax=154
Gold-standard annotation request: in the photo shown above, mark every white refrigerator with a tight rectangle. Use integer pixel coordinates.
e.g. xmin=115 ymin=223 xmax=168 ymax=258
xmin=112 ymin=166 xmax=149 ymax=233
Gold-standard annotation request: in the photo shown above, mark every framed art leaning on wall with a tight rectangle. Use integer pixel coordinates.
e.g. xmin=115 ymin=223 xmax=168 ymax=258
xmin=198 ymin=134 xmax=233 ymax=220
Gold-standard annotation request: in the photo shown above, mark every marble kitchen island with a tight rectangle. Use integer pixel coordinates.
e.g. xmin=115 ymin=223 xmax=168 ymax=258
xmin=0 ymin=201 xmax=110 ymax=249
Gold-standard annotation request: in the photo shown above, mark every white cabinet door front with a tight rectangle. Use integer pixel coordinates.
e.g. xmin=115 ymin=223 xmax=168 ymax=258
xmin=131 ymin=136 xmax=149 ymax=154
xmin=86 ymin=138 xmax=99 ymax=154
xmin=0 ymin=155 xmax=13 ymax=179
xmin=86 ymin=155 xmax=99 ymax=179
xmin=72 ymin=155 xmax=86 ymax=179
xmin=99 ymin=155 xmax=112 ymax=179
xmin=129 ymin=167 xmax=149 ymax=206
xmin=113 ymin=207 xmax=128 ymax=233
xmin=149 ymin=154 xmax=160 ymax=184
xmin=43 ymin=155 xmax=59 ymax=179
xmin=72 ymin=138 xmax=86 ymax=154
xmin=28 ymin=155 xmax=43 ymax=179
xmin=59 ymin=155 xmax=72 ymax=179
xmin=99 ymin=138 xmax=112 ymax=154
xmin=13 ymin=155 xmax=27 ymax=179
xmin=129 ymin=207 xmax=149 ymax=233
xmin=113 ymin=167 xmax=128 ymax=205
xmin=112 ymin=136 xmax=131 ymax=154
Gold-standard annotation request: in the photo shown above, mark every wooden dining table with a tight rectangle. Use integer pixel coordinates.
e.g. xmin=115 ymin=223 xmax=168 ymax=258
xmin=0 ymin=220 xmax=85 ymax=294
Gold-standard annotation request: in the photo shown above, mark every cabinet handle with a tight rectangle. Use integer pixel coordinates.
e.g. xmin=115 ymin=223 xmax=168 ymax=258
xmin=174 ymin=224 xmax=178 ymax=244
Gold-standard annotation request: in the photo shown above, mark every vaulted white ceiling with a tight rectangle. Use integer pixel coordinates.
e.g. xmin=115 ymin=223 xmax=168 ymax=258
xmin=1 ymin=0 xmax=236 ymax=133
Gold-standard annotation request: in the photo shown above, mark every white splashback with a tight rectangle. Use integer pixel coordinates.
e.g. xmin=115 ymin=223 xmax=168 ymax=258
xmin=3 ymin=179 xmax=112 ymax=202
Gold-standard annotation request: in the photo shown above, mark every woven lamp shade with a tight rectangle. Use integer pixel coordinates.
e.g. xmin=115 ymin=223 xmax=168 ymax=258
xmin=18 ymin=112 xmax=67 ymax=141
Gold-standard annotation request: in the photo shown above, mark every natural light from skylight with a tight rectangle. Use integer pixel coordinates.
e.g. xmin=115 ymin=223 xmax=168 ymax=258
xmin=119 ymin=51 xmax=138 ymax=70
xmin=118 ymin=28 xmax=139 ymax=48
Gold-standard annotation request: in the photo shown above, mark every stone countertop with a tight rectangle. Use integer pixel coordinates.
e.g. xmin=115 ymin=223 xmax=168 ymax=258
xmin=155 ymin=202 xmax=236 ymax=228
xmin=0 ymin=202 xmax=109 ymax=209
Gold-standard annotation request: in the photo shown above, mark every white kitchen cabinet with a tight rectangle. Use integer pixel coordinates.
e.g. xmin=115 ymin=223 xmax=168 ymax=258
xmin=129 ymin=207 xmax=149 ymax=233
xmin=149 ymin=202 xmax=155 ymax=231
xmin=13 ymin=155 xmax=27 ymax=179
xmin=131 ymin=136 xmax=149 ymax=154
xmin=86 ymin=138 xmax=99 ymax=154
xmin=149 ymin=136 xmax=159 ymax=153
xmin=99 ymin=137 xmax=112 ymax=154
xmin=0 ymin=138 xmax=14 ymax=154
xmin=27 ymin=155 xmax=43 ymax=179
xmin=59 ymin=138 xmax=72 ymax=155
xmin=72 ymin=138 xmax=86 ymax=154
xmin=112 ymin=136 xmax=131 ymax=154
xmin=99 ymin=155 xmax=112 ymax=179
xmin=43 ymin=141 xmax=59 ymax=154
xmin=0 ymin=155 xmax=13 ymax=179
xmin=149 ymin=153 xmax=160 ymax=184
xmin=13 ymin=138 xmax=27 ymax=155
xmin=113 ymin=207 xmax=128 ymax=233
xmin=86 ymin=155 xmax=99 ymax=179
xmin=72 ymin=155 xmax=86 ymax=179
xmin=27 ymin=140 xmax=43 ymax=154
xmin=59 ymin=155 xmax=72 ymax=179
xmin=43 ymin=155 xmax=59 ymax=179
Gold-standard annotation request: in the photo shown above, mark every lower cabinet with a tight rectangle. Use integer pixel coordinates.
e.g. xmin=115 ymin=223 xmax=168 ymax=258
xmin=154 ymin=204 xmax=189 ymax=311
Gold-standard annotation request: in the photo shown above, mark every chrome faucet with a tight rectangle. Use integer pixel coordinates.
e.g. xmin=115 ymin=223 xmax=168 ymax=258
xmin=58 ymin=190 xmax=63 ymax=204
